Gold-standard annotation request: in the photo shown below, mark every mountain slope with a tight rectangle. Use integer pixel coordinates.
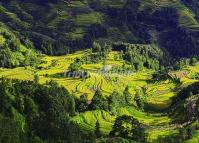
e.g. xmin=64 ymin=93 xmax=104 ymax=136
xmin=0 ymin=22 xmax=40 ymax=67
xmin=0 ymin=0 xmax=198 ymax=58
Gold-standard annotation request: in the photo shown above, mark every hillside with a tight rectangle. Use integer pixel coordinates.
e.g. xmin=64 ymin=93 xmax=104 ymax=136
xmin=0 ymin=49 xmax=199 ymax=142
xmin=0 ymin=0 xmax=199 ymax=57
xmin=1 ymin=0 xmax=199 ymax=143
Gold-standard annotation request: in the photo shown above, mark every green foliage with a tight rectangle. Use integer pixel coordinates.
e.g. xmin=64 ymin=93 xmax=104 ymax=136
xmin=0 ymin=23 xmax=41 ymax=68
xmin=0 ymin=0 xmax=199 ymax=59
xmin=0 ymin=114 xmax=27 ymax=143
xmin=108 ymin=91 xmax=127 ymax=113
xmin=151 ymin=70 xmax=171 ymax=82
xmin=92 ymin=42 xmax=102 ymax=53
xmin=33 ymin=74 xmax=39 ymax=83
xmin=110 ymin=115 xmax=146 ymax=142
xmin=97 ymin=137 xmax=137 ymax=143
xmin=0 ymin=78 xmax=80 ymax=143
xmin=174 ymin=58 xmax=199 ymax=70
xmin=174 ymin=82 xmax=199 ymax=102
xmin=123 ymin=86 xmax=134 ymax=105
xmin=1 ymin=1 xmax=199 ymax=142
xmin=69 ymin=58 xmax=82 ymax=71
xmin=113 ymin=43 xmax=164 ymax=71
xmin=134 ymin=94 xmax=143 ymax=110
xmin=89 ymin=41 xmax=112 ymax=63
xmin=95 ymin=120 xmax=101 ymax=138
xmin=90 ymin=90 xmax=109 ymax=111
xmin=0 ymin=23 xmax=20 ymax=51
xmin=75 ymin=94 xmax=89 ymax=113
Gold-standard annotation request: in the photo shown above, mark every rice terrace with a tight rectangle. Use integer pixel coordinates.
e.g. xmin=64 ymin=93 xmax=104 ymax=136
xmin=1 ymin=0 xmax=199 ymax=143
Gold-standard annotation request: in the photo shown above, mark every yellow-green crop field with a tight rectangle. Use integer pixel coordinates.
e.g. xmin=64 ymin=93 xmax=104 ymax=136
xmin=0 ymin=50 xmax=152 ymax=100
xmin=1 ymin=50 xmax=199 ymax=142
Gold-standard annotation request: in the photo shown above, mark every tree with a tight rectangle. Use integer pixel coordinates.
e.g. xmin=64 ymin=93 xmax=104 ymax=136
xmin=179 ymin=128 xmax=187 ymax=140
xmin=110 ymin=115 xmax=146 ymax=142
xmin=34 ymin=74 xmax=39 ymax=84
xmin=15 ymin=94 xmax=25 ymax=113
xmin=134 ymin=94 xmax=143 ymax=110
xmin=24 ymin=96 xmax=38 ymax=119
xmin=0 ymin=79 xmax=13 ymax=116
xmin=68 ymin=58 xmax=82 ymax=71
xmin=90 ymin=90 xmax=109 ymax=111
xmin=76 ymin=94 xmax=89 ymax=112
xmin=108 ymin=91 xmax=126 ymax=113
xmin=187 ymin=128 xmax=194 ymax=139
xmin=92 ymin=42 xmax=101 ymax=53
xmin=123 ymin=86 xmax=133 ymax=105
xmin=190 ymin=57 xmax=198 ymax=66
xmin=95 ymin=120 xmax=101 ymax=138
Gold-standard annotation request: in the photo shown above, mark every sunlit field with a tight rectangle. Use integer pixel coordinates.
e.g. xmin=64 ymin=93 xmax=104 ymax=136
xmin=1 ymin=49 xmax=199 ymax=142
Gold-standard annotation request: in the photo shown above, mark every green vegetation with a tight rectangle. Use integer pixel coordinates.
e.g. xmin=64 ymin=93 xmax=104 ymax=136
xmin=0 ymin=22 xmax=41 ymax=68
xmin=0 ymin=0 xmax=199 ymax=57
xmin=0 ymin=49 xmax=199 ymax=142
xmin=0 ymin=78 xmax=77 ymax=143
xmin=0 ymin=0 xmax=199 ymax=143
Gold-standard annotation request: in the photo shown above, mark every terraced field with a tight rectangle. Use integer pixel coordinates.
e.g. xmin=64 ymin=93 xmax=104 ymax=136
xmin=139 ymin=0 xmax=199 ymax=30
xmin=1 ymin=50 xmax=199 ymax=142
xmin=72 ymin=106 xmax=173 ymax=142
xmin=0 ymin=49 xmax=198 ymax=108
xmin=1 ymin=0 xmax=199 ymax=142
